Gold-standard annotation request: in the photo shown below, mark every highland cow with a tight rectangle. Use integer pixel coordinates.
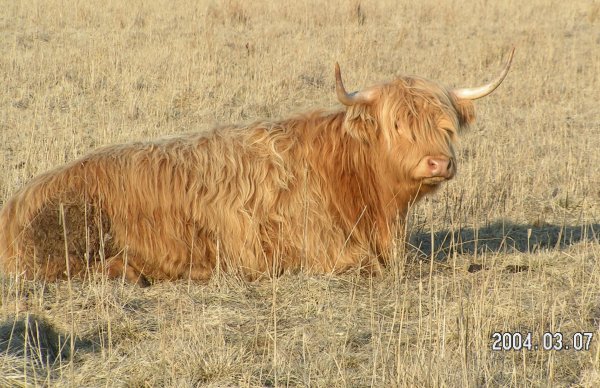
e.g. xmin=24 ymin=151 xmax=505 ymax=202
xmin=0 ymin=50 xmax=514 ymax=286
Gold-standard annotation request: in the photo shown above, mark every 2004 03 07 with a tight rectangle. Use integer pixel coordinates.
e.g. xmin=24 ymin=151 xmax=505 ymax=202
xmin=491 ymin=332 xmax=593 ymax=351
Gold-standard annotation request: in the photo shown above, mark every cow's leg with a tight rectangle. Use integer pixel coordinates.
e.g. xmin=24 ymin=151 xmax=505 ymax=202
xmin=104 ymin=255 xmax=150 ymax=287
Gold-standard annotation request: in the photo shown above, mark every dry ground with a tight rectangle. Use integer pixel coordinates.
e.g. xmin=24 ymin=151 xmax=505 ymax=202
xmin=1 ymin=0 xmax=599 ymax=386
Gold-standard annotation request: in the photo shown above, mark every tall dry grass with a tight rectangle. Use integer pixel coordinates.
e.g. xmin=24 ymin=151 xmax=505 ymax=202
xmin=0 ymin=0 xmax=599 ymax=386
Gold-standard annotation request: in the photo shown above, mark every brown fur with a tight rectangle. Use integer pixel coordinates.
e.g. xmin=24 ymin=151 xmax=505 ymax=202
xmin=0 ymin=73 xmax=476 ymax=285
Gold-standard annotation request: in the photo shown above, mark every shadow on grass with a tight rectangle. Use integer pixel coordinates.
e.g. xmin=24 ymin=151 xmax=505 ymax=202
xmin=0 ymin=314 xmax=95 ymax=366
xmin=410 ymin=221 xmax=599 ymax=260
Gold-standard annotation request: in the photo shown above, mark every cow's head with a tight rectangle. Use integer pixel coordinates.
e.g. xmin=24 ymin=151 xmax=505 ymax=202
xmin=336 ymin=49 xmax=514 ymax=191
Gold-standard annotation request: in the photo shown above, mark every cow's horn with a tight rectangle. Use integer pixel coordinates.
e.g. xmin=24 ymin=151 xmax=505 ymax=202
xmin=453 ymin=48 xmax=515 ymax=100
xmin=335 ymin=63 xmax=375 ymax=106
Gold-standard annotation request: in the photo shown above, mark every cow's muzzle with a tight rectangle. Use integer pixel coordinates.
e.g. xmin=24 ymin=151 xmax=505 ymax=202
xmin=415 ymin=156 xmax=456 ymax=185
xmin=427 ymin=156 xmax=455 ymax=179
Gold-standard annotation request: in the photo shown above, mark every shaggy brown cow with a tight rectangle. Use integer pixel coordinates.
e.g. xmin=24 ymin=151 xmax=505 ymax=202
xmin=0 ymin=50 xmax=514 ymax=286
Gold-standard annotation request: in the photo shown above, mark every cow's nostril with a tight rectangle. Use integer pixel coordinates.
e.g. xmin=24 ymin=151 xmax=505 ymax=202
xmin=447 ymin=158 xmax=453 ymax=171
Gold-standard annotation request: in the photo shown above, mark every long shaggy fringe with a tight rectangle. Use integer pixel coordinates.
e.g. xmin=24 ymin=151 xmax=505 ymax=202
xmin=0 ymin=77 xmax=474 ymax=283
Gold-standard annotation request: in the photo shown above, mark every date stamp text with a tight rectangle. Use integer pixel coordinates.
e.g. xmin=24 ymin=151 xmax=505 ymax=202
xmin=491 ymin=331 xmax=593 ymax=351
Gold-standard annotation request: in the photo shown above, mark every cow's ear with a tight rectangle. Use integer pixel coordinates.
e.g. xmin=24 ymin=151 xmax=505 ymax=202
xmin=454 ymin=98 xmax=475 ymax=128
xmin=344 ymin=104 xmax=378 ymax=142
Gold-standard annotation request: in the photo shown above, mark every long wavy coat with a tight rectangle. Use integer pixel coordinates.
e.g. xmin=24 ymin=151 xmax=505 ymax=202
xmin=0 ymin=53 xmax=513 ymax=285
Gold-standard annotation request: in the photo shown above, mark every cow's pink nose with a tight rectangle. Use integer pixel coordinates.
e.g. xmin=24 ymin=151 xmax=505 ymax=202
xmin=428 ymin=157 xmax=454 ymax=178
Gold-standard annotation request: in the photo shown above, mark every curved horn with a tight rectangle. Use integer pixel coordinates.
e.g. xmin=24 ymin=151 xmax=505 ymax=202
xmin=453 ymin=48 xmax=515 ymax=100
xmin=335 ymin=63 xmax=375 ymax=106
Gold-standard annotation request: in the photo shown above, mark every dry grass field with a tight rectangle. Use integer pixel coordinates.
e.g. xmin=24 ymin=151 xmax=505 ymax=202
xmin=1 ymin=0 xmax=599 ymax=386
